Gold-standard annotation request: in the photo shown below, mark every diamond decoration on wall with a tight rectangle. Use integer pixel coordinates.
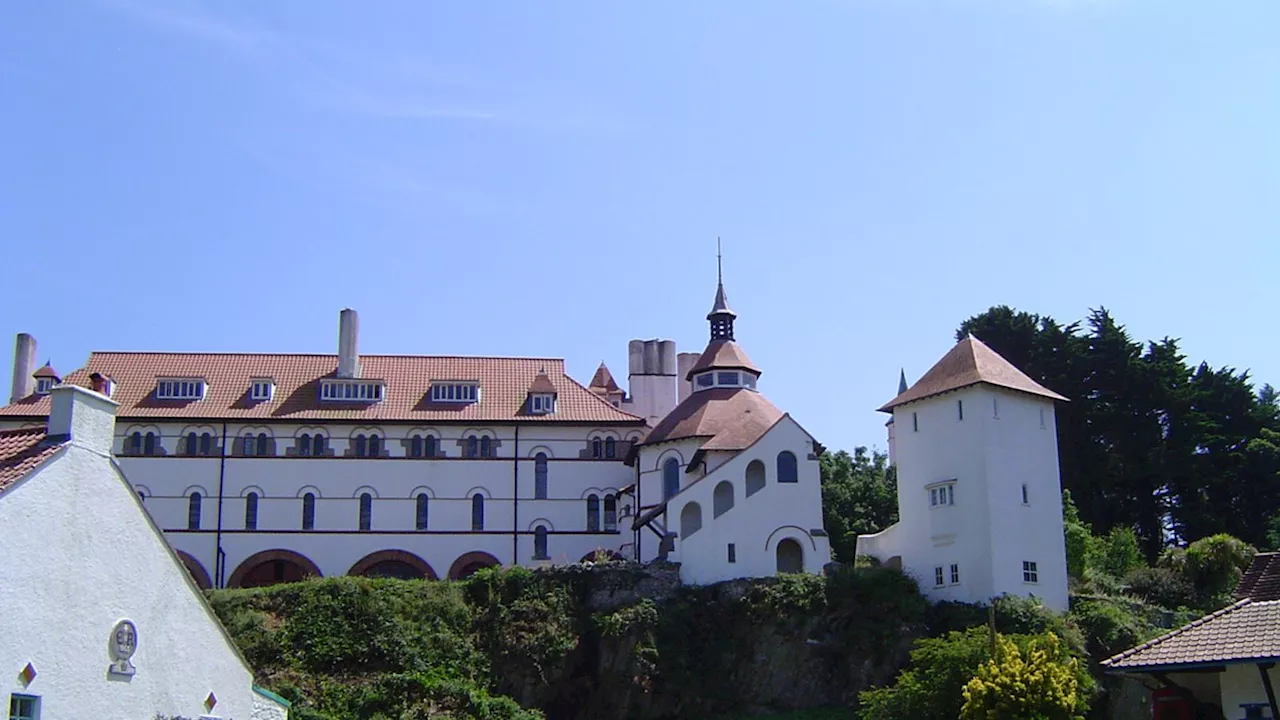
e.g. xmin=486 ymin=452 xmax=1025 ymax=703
xmin=19 ymin=663 xmax=36 ymax=685
xmin=205 ymin=692 xmax=217 ymax=710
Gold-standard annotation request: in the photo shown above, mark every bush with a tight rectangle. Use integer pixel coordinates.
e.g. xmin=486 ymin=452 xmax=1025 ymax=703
xmin=1069 ymin=599 xmax=1155 ymax=661
xmin=960 ymin=633 xmax=1087 ymax=720
xmin=1184 ymin=534 xmax=1255 ymax=607
xmin=1098 ymin=527 xmax=1144 ymax=579
xmin=1122 ymin=566 xmax=1195 ymax=609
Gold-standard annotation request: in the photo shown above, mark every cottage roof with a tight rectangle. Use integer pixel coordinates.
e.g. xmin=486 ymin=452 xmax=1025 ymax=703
xmin=638 ymin=387 xmax=783 ymax=451
xmin=0 ymin=427 xmax=65 ymax=492
xmin=878 ymin=335 xmax=1067 ymax=412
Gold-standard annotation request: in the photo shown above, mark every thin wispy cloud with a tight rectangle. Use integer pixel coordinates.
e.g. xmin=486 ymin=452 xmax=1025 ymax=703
xmin=96 ymin=0 xmax=274 ymax=51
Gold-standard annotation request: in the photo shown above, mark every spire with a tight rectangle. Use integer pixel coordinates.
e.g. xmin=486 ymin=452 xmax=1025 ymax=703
xmin=707 ymin=237 xmax=736 ymax=340
xmin=898 ymin=369 xmax=908 ymax=395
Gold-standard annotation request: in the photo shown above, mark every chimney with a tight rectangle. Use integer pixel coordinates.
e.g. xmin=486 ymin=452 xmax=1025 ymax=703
xmin=627 ymin=339 xmax=678 ymax=425
xmin=337 ymin=308 xmax=361 ymax=378
xmin=9 ymin=333 xmax=36 ymax=403
xmin=47 ymin=384 xmax=118 ymax=454
xmin=677 ymin=352 xmax=700 ymax=403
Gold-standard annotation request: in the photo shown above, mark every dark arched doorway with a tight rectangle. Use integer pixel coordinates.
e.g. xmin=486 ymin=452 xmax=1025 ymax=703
xmin=228 ymin=549 xmax=322 ymax=589
xmin=776 ymin=538 xmax=804 ymax=574
xmin=175 ymin=550 xmax=212 ymax=590
xmin=348 ymin=550 xmax=437 ymax=580
xmin=448 ymin=551 xmax=501 ymax=580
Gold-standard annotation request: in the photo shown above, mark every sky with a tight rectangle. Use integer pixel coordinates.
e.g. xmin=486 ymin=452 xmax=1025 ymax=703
xmin=3 ymin=0 xmax=1278 ymax=452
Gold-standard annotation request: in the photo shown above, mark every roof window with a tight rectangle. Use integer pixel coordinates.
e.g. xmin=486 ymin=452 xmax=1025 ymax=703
xmin=529 ymin=393 xmax=556 ymax=415
xmin=692 ymin=370 xmax=756 ymax=392
xmin=250 ymin=379 xmax=274 ymax=401
xmin=320 ymin=379 xmax=384 ymax=402
xmin=431 ymin=382 xmax=479 ymax=403
xmin=156 ymin=378 xmax=206 ymax=400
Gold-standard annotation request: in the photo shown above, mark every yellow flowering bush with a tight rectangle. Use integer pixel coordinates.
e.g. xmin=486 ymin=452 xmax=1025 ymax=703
xmin=960 ymin=632 xmax=1085 ymax=720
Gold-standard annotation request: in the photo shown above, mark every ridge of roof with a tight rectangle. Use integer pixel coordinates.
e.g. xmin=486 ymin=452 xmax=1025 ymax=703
xmin=84 ymin=350 xmax=571 ymax=362
xmin=877 ymin=335 xmax=1067 ymax=412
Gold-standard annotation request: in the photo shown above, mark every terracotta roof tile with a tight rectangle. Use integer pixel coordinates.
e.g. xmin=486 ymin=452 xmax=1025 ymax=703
xmin=588 ymin=363 xmax=622 ymax=394
xmin=1102 ymin=599 xmax=1280 ymax=670
xmin=0 ymin=353 xmax=644 ymax=425
xmin=527 ymin=371 xmax=558 ymax=394
xmin=1237 ymin=552 xmax=1280 ymax=601
xmin=878 ymin=335 xmax=1067 ymax=412
xmin=0 ymin=427 xmax=64 ymax=491
xmin=639 ymin=387 xmax=782 ymax=450
xmin=32 ymin=363 xmax=59 ymax=379
xmin=686 ymin=340 xmax=760 ymax=380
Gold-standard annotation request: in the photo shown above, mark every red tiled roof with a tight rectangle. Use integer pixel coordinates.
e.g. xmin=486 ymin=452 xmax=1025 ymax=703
xmin=639 ymin=387 xmax=783 ymax=450
xmin=0 ymin=353 xmax=645 ymax=424
xmin=32 ymin=363 xmax=59 ymax=379
xmin=0 ymin=427 xmax=64 ymax=492
xmin=878 ymin=335 xmax=1067 ymax=412
xmin=1102 ymin=599 xmax=1280 ymax=670
xmin=1236 ymin=552 xmax=1280 ymax=602
xmin=685 ymin=339 xmax=760 ymax=380
xmin=528 ymin=371 xmax=558 ymax=394
xmin=588 ymin=363 xmax=622 ymax=394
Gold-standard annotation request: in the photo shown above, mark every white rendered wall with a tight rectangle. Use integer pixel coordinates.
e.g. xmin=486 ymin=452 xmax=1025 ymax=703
xmin=0 ymin=445 xmax=279 ymax=719
xmin=1220 ymin=661 xmax=1280 ymax=719
xmin=859 ymin=387 xmax=1068 ymax=611
xmin=667 ymin=417 xmax=830 ymax=584
xmin=633 ymin=437 xmax=706 ymax=563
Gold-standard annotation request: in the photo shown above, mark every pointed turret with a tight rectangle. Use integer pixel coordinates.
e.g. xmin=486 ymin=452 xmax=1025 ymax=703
xmin=686 ymin=241 xmax=761 ymax=387
xmin=707 ymin=238 xmax=736 ymax=341
xmin=898 ymin=369 xmax=908 ymax=395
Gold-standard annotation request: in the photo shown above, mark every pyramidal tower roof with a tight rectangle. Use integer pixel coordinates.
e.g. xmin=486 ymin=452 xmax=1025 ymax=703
xmin=878 ymin=335 xmax=1067 ymax=412
xmin=587 ymin=362 xmax=621 ymax=393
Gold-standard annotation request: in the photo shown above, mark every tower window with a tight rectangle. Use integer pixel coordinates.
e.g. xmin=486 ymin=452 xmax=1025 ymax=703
xmin=586 ymin=495 xmax=601 ymax=532
xmin=957 ymin=400 xmax=964 ymax=421
xmin=950 ymin=563 xmax=960 ymax=584
xmin=929 ymin=482 xmax=955 ymax=507
xmin=471 ymin=494 xmax=485 ymax=531
xmin=187 ymin=492 xmax=202 ymax=530
xmin=35 ymin=377 xmax=55 ymax=394
xmin=591 ymin=437 xmax=603 ymax=459
xmin=416 ymin=493 xmax=429 ymax=530
xmin=727 ymin=543 xmax=737 ymax=563
xmin=604 ymin=494 xmax=617 ymax=531
xmin=302 ymin=493 xmax=316 ymax=530
xmin=534 ymin=453 xmax=548 ymax=499
xmin=604 ymin=437 xmax=616 ymax=459
xmin=912 ymin=412 xmax=919 ymax=432
xmin=934 ymin=566 xmax=945 ymax=587
xmin=1023 ymin=561 xmax=1039 ymax=583
xmin=1021 ymin=483 xmax=1029 ymax=505
xmin=358 ymin=493 xmax=372 ymax=531
xmin=533 ymin=526 xmax=549 ymax=560
xmin=245 ymin=492 xmax=259 ymax=530
xmin=1039 ymin=408 xmax=1046 ymax=429
xmin=9 ymin=694 xmax=39 ymax=720
xmin=663 ymin=458 xmax=680 ymax=500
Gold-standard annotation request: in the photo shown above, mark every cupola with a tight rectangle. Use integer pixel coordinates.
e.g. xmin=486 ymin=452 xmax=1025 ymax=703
xmin=32 ymin=362 xmax=60 ymax=394
xmin=527 ymin=367 xmax=557 ymax=415
xmin=687 ymin=242 xmax=761 ymax=392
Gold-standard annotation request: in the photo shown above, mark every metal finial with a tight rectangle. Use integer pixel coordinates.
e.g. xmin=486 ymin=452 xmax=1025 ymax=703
xmin=716 ymin=237 xmax=723 ymax=286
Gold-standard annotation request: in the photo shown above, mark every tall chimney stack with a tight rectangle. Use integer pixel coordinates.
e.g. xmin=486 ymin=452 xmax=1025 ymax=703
xmin=9 ymin=333 xmax=36 ymax=403
xmin=337 ymin=309 xmax=361 ymax=378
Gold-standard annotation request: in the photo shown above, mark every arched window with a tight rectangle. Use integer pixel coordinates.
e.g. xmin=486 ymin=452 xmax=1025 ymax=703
xmin=604 ymin=437 xmax=616 ymax=459
xmin=298 ymin=433 xmax=311 ymax=456
xmin=241 ymin=434 xmax=255 ymax=456
xmin=534 ymin=526 xmax=549 ymax=560
xmin=480 ymin=436 xmax=492 ymax=458
xmin=186 ymin=432 xmax=198 ymax=456
xmin=129 ymin=432 xmax=142 ymax=455
xmin=592 ymin=438 xmax=603 ymax=459
xmin=187 ymin=492 xmax=202 ymax=530
xmin=302 ymin=493 xmax=316 ymax=530
xmin=746 ymin=460 xmax=766 ymax=497
xmin=416 ymin=493 xmax=429 ymax=530
xmin=471 ymin=494 xmax=485 ymax=531
xmin=368 ymin=434 xmax=382 ymax=457
xmin=424 ymin=435 xmax=437 ymax=457
xmin=776 ymin=538 xmax=804 ymax=574
xmin=777 ymin=451 xmax=798 ymax=483
xmin=257 ymin=432 xmax=270 ymax=457
xmin=713 ymin=481 xmax=734 ymax=518
xmin=359 ymin=493 xmax=372 ymax=531
xmin=314 ymin=435 xmax=326 ymax=455
xmin=200 ymin=432 xmax=212 ymax=455
xmin=410 ymin=435 xmax=423 ymax=458
xmin=466 ymin=435 xmax=479 ymax=458
xmin=144 ymin=432 xmax=158 ymax=455
xmin=245 ymin=492 xmax=259 ymax=530
xmin=680 ymin=502 xmax=702 ymax=538
xmin=587 ymin=495 xmax=601 ymax=532
xmin=354 ymin=434 xmax=368 ymax=457
xmin=534 ymin=453 xmax=549 ymax=499
xmin=663 ymin=458 xmax=680 ymax=500
xmin=604 ymin=495 xmax=617 ymax=531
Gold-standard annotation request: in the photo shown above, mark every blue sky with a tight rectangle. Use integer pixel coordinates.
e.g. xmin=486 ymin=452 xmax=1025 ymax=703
xmin=3 ymin=0 xmax=1278 ymax=452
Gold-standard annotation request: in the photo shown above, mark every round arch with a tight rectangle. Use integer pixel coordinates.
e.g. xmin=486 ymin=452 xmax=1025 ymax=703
xmin=652 ymin=447 xmax=685 ymax=471
xmin=227 ymin=549 xmax=322 ymax=589
xmin=764 ymin=525 xmax=818 ymax=552
xmin=174 ymin=550 xmax=212 ymax=590
xmin=448 ymin=551 xmax=501 ymax=580
xmin=348 ymin=550 xmax=438 ymax=580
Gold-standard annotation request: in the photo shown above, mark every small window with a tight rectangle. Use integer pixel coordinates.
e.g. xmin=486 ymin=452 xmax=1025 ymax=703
xmin=587 ymin=495 xmax=601 ymax=532
xmin=187 ymin=492 xmax=202 ymax=530
xmin=35 ymin=378 xmax=54 ymax=394
xmin=591 ymin=437 xmax=603 ymax=459
xmin=298 ymin=434 xmax=312 ymax=457
xmin=695 ymin=373 xmax=714 ymax=388
xmin=424 ymin=435 xmax=437 ymax=457
xmin=912 ymin=412 xmax=919 ymax=432
xmin=302 ymin=493 xmax=316 ymax=530
xmin=530 ymin=393 xmax=555 ymax=414
xmin=186 ymin=432 xmax=199 ymax=456
xmin=663 ymin=458 xmax=680 ymax=500
xmin=929 ymin=482 xmax=955 ymax=507
xmin=9 ymin=694 xmax=40 ymax=720
xmin=156 ymin=378 xmax=206 ymax=400
xmin=716 ymin=371 xmax=739 ymax=386
xmin=143 ymin=432 xmax=158 ymax=455
xmin=1023 ymin=561 xmax=1039 ymax=583
xmin=410 ymin=435 xmax=424 ymax=458
xmin=727 ymin=543 xmax=737 ymax=563
xmin=1021 ymin=483 xmax=1029 ymax=505
xmin=368 ymin=434 xmax=382 ymax=457
xmin=934 ymin=566 xmax=945 ymax=587
xmin=777 ymin=451 xmax=798 ymax=483
xmin=431 ymin=382 xmax=479 ymax=403
xmin=957 ymin=400 xmax=964 ymax=421
xmin=534 ymin=454 xmax=548 ymax=499
xmin=257 ymin=432 xmax=270 ymax=456
xmin=993 ymin=396 xmax=999 ymax=418
xmin=245 ymin=492 xmax=259 ymax=530
xmin=604 ymin=437 xmax=616 ymax=459
xmin=416 ymin=493 xmax=429 ymax=530
xmin=128 ymin=432 xmax=141 ymax=455
xmin=534 ymin=526 xmax=549 ymax=560
xmin=604 ymin=495 xmax=617 ymax=531
xmin=471 ymin=494 xmax=485 ymax=531
xmin=353 ymin=434 xmax=368 ymax=457
xmin=480 ymin=436 xmax=492 ymax=458
xmin=314 ymin=435 xmax=327 ymax=455
xmin=466 ymin=435 xmax=479 ymax=458
xmin=950 ymin=563 xmax=960 ymax=584
xmin=250 ymin=380 xmax=274 ymax=401
xmin=358 ymin=493 xmax=372 ymax=531
xmin=1039 ymin=407 xmax=1046 ymax=429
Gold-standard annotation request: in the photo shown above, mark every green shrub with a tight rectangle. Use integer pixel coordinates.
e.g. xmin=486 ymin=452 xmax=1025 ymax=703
xmin=1122 ymin=566 xmax=1195 ymax=609
xmin=1098 ymin=527 xmax=1144 ymax=579
xmin=1069 ymin=599 xmax=1155 ymax=661
xmin=1184 ymin=534 xmax=1255 ymax=607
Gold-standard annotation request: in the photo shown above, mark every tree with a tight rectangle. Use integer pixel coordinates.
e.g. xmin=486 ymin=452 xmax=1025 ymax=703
xmin=820 ymin=447 xmax=897 ymax=562
xmin=960 ymin=632 xmax=1086 ymax=720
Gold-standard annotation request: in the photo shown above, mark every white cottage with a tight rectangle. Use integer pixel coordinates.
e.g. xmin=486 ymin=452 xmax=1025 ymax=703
xmin=0 ymin=384 xmax=289 ymax=720
xmin=857 ymin=335 xmax=1070 ymax=612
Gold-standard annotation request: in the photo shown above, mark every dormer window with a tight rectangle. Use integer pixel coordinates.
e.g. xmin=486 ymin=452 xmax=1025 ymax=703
xmin=156 ymin=378 xmax=206 ymax=400
xmin=35 ymin=377 xmax=56 ymax=394
xmin=33 ymin=363 xmax=60 ymax=394
xmin=319 ymin=379 xmax=384 ymax=402
xmin=692 ymin=370 xmax=757 ymax=392
xmin=250 ymin=379 xmax=274 ymax=401
xmin=430 ymin=382 xmax=479 ymax=403
xmin=529 ymin=393 xmax=556 ymax=414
